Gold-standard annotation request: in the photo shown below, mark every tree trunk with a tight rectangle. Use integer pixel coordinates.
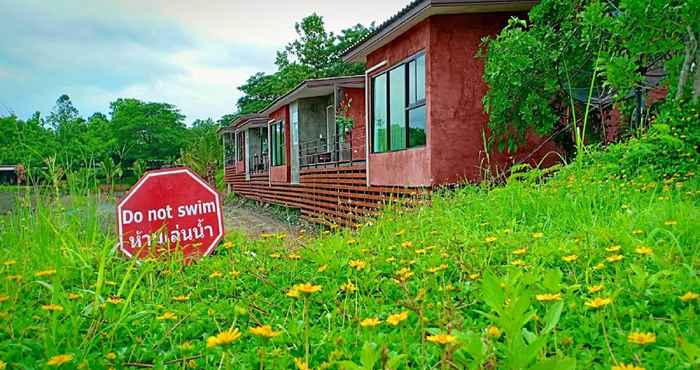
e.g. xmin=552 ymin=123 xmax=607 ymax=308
xmin=694 ymin=46 xmax=700 ymax=102
xmin=677 ymin=27 xmax=697 ymax=100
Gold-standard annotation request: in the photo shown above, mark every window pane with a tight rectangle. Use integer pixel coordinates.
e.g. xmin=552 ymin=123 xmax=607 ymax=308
xmin=389 ymin=67 xmax=406 ymax=151
xmin=408 ymin=61 xmax=416 ymax=105
xmin=408 ymin=105 xmax=426 ymax=147
xmin=416 ymin=54 xmax=425 ymax=102
xmin=372 ymin=73 xmax=388 ymax=153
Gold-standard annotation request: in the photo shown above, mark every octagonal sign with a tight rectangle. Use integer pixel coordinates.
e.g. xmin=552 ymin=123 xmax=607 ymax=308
xmin=117 ymin=167 xmax=224 ymax=259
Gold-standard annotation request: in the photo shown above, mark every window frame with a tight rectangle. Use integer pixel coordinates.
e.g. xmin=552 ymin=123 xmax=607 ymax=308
xmin=371 ymin=51 xmax=427 ymax=154
xmin=270 ymin=120 xmax=286 ymax=166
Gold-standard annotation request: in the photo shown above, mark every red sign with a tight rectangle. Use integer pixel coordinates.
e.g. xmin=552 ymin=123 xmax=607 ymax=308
xmin=117 ymin=167 xmax=224 ymax=259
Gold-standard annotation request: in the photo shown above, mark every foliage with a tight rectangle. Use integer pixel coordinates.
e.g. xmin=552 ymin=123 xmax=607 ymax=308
xmin=178 ymin=118 xmax=223 ymax=186
xmin=236 ymin=14 xmax=371 ymax=114
xmin=0 ymin=132 xmax=698 ymax=369
xmin=481 ymin=0 xmax=699 ymax=153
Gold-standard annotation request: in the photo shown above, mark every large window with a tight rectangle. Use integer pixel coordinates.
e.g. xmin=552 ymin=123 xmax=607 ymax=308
xmin=270 ymin=120 xmax=286 ymax=166
xmin=372 ymin=52 xmax=426 ymax=153
xmin=236 ymin=131 xmax=244 ymax=161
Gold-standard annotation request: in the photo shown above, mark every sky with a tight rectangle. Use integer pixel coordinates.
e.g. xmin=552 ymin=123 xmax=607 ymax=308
xmin=0 ymin=0 xmax=409 ymax=124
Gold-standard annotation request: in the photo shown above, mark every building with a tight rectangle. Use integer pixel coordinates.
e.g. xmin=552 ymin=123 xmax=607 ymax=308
xmin=221 ymin=0 xmax=560 ymax=225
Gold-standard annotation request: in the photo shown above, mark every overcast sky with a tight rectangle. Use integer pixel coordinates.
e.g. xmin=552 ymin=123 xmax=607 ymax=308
xmin=0 ymin=0 xmax=409 ymax=123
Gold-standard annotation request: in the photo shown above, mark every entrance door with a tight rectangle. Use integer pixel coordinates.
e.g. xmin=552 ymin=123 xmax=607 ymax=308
xmin=290 ymin=102 xmax=300 ymax=184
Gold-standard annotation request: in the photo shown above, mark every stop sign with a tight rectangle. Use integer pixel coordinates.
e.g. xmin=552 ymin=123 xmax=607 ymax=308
xmin=117 ymin=167 xmax=224 ymax=259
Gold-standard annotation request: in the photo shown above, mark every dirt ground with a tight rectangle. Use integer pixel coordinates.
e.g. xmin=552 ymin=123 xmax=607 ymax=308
xmin=222 ymin=202 xmax=304 ymax=242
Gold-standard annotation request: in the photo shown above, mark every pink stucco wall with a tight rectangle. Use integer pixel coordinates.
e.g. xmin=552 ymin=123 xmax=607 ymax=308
xmin=343 ymin=87 xmax=366 ymax=161
xmin=268 ymin=106 xmax=291 ymax=182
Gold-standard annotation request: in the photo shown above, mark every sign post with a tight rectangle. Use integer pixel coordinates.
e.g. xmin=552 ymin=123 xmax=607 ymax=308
xmin=117 ymin=167 xmax=224 ymax=260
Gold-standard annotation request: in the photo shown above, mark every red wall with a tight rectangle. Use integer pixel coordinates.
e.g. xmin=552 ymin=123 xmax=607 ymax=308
xmin=344 ymin=87 xmax=367 ymax=161
xmin=367 ymin=19 xmax=432 ymax=186
xmin=268 ymin=106 xmax=291 ymax=183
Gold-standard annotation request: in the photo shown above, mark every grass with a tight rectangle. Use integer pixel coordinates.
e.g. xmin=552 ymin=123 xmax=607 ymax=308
xmin=0 ymin=146 xmax=698 ymax=369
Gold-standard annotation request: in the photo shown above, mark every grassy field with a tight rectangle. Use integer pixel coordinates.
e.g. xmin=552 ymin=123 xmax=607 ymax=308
xmin=0 ymin=137 xmax=699 ymax=369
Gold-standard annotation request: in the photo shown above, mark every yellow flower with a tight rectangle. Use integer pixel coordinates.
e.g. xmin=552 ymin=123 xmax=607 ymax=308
xmin=635 ymin=246 xmax=653 ymax=256
xmin=270 ymin=253 xmax=281 ymax=259
xmin=287 ymin=283 xmax=321 ymax=298
xmin=347 ymin=239 xmax=357 ymax=245
xmin=535 ymin=293 xmax=562 ymax=302
xmin=400 ymin=240 xmax=413 ymax=248
xmin=427 ymin=333 xmax=457 ymax=345
xmin=414 ymin=248 xmax=427 ymax=254
xmin=484 ymin=236 xmax=497 ymax=243
xmin=230 ymin=270 xmax=241 ymax=278
xmin=106 ymin=297 xmax=124 ymax=305
xmin=317 ymin=264 xmax=328 ymax=273
xmin=287 ymin=253 xmax=302 ymax=260
xmin=511 ymin=259 xmax=526 ymax=267
xmin=35 ymin=269 xmax=57 ymax=277
xmin=395 ymin=268 xmax=414 ymax=282
xmin=486 ymin=325 xmax=502 ymax=338
xmin=468 ymin=273 xmax=480 ymax=280
xmin=41 ymin=304 xmax=64 ymax=312
xmin=209 ymin=271 xmax=223 ymax=278
xmin=3 ymin=259 xmax=16 ymax=266
xmin=106 ymin=352 xmax=116 ymax=360
xmin=173 ymin=295 xmax=190 ymax=302
xmin=249 ymin=325 xmax=280 ymax=338
xmin=340 ymin=281 xmax=357 ymax=293
xmin=585 ymin=297 xmax=613 ymax=309
xmin=206 ymin=328 xmax=241 ymax=347
xmin=385 ymin=257 xmax=396 ymax=263
xmin=606 ymin=245 xmax=621 ymax=253
xmin=360 ymin=317 xmax=381 ymax=327
xmin=532 ymin=232 xmax=544 ymax=239
xmin=222 ymin=241 xmax=234 ymax=249
xmin=0 ymin=295 xmax=8 ymax=303
xmin=348 ymin=260 xmax=367 ymax=271
xmin=588 ymin=284 xmax=605 ymax=293
xmin=593 ymin=262 xmax=606 ymax=270
xmin=67 ymin=293 xmax=81 ymax=300
xmin=427 ymin=264 xmax=448 ymax=273
xmin=679 ymin=291 xmax=699 ymax=302
xmin=386 ymin=311 xmax=409 ymax=326
xmin=47 ymin=354 xmax=73 ymax=366
xmin=606 ymin=254 xmax=624 ymax=263
xmin=157 ymin=311 xmax=177 ymax=321
xmin=562 ymin=254 xmax=578 ymax=262
xmin=632 ymin=229 xmax=644 ymax=235
xmin=612 ymin=363 xmax=645 ymax=370
xmin=512 ymin=247 xmax=527 ymax=256
xmin=664 ymin=220 xmax=677 ymax=226
xmin=627 ymin=332 xmax=656 ymax=345
xmin=294 ymin=357 xmax=310 ymax=370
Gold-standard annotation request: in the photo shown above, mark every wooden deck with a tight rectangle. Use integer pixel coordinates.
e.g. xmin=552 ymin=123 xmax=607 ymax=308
xmin=224 ymin=165 xmax=425 ymax=226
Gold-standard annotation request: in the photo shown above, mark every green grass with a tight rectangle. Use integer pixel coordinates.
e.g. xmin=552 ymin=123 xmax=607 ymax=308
xmin=0 ymin=146 xmax=698 ymax=369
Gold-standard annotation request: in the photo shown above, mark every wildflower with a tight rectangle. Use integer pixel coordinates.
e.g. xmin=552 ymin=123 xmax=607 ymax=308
xmin=427 ymin=333 xmax=456 ymax=345
xmin=484 ymin=236 xmax=497 ymax=243
xmin=249 ymin=325 xmax=280 ymax=338
xmin=395 ymin=267 xmax=414 ymax=282
xmin=427 ymin=264 xmax=448 ymax=273
xmin=3 ymin=259 xmax=16 ymax=266
xmin=588 ymin=284 xmax=605 ymax=293
xmin=0 ymin=295 xmax=8 ymax=303
xmin=593 ymin=262 xmax=606 ymax=270
xmin=207 ymin=328 xmax=241 ymax=348
xmin=47 ymin=354 xmax=73 ymax=366
xmin=632 ymin=229 xmax=644 ymax=235
xmin=287 ymin=253 xmax=301 ymax=260
xmin=664 ymin=220 xmax=677 ymax=226
xmin=41 ymin=304 xmax=64 ymax=312
xmin=612 ymin=363 xmax=645 ymax=370
xmin=287 ymin=283 xmax=321 ymax=298
xmin=400 ymin=240 xmax=413 ymax=248
xmin=679 ymin=291 xmax=699 ymax=302
xmin=340 ymin=281 xmax=357 ymax=293
xmin=532 ymin=232 xmax=544 ymax=239
xmin=35 ymin=269 xmax=57 ymax=278
xmin=173 ymin=295 xmax=190 ymax=302
xmin=106 ymin=297 xmax=124 ymax=305
xmin=209 ymin=271 xmax=223 ymax=278
xmin=585 ymin=297 xmax=613 ymax=309
xmin=106 ymin=352 xmax=116 ymax=360
xmin=635 ymin=246 xmax=653 ymax=256
xmin=606 ymin=245 xmax=621 ymax=253
xmin=270 ymin=253 xmax=281 ymax=259
xmin=606 ymin=255 xmax=624 ymax=263
xmin=627 ymin=332 xmax=656 ymax=345
xmin=317 ymin=264 xmax=328 ymax=273
xmin=157 ymin=311 xmax=177 ymax=321
xmin=229 ymin=270 xmax=241 ymax=278
xmin=468 ymin=273 xmax=480 ymax=280
xmin=178 ymin=342 xmax=194 ymax=352
xmin=360 ymin=317 xmax=381 ymax=327
xmin=415 ymin=248 xmax=427 ymax=254
xmin=294 ymin=358 xmax=310 ymax=370
xmin=395 ymin=229 xmax=406 ymax=236
xmin=562 ymin=254 xmax=578 ymax=262
xmin=347 ymin=239 xmax=357 ymax=245
xmin=512 ymin=247 xmax=527 ymax=256
xmin=386 ymin=311 xmax=409 ymax=326
xmin=222 ymin=241 xmax=234 ymax=249
xmin=536 ymin=293 xmax=562 ymax=302
xmin=348 ymin=260 xmax=367 ymax=271
xmin=487 ymin=325 xmax=502 ymax=338
xmin=385 ymin=257 xmax=396 ymax=263
xmin=511 ymin=259 xmax=526 ymax=267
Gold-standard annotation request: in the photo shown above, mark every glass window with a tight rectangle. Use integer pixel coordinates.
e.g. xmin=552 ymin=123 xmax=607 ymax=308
xmin=408 ymin=105 xmax=426 ymax=147
xmin=389 ymin=67 xmax=406 ymax=151
xmin=270 ymin=121 xmax=286 ymax=166
xmin=408 ymin=61 xmax=416 ymax=105
xmin=416 ymin=54 xmax=425 ymax=102
xmin=372 ymin=74 xmax=388 ymax=153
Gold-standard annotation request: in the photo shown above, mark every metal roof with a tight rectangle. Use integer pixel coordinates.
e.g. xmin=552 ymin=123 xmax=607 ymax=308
xmin=259 ymin=75 xmax=365 ymax=116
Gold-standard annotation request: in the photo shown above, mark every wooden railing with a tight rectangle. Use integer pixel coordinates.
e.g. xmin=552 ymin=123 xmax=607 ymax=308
xmin=299 ymin=133 xmax=352 ymax=169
